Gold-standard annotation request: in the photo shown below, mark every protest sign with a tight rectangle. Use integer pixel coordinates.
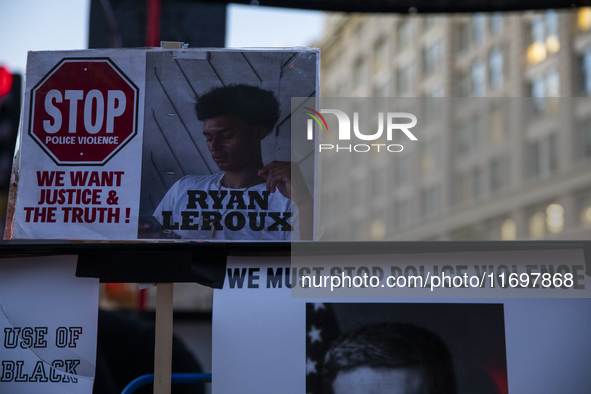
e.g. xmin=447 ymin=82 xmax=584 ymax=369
xmin=29 ymin=58 xmax=138 ymax=165
xmin=0 ymin=255 xmax=99 ymax=393
xmin=6 ymin=48 xmax=319 ymax=241
xmin=213 ymin=251 xmax=591 ymax=394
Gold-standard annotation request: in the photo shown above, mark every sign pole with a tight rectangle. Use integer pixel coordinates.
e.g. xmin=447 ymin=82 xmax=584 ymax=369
xmin=153 ymin=41 xmax=181 ymax=394
xmin=154 ymin=282 xmax=174 ymax=394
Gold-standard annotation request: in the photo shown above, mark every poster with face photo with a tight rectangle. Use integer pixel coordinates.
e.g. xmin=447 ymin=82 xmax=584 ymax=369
xmin=138 ymin=50 xmax=318 ymax=241
xmin=5 ymin=48 xmax=318 ymax=241
xmin=212 ymin=252 xmax=591 ymax=394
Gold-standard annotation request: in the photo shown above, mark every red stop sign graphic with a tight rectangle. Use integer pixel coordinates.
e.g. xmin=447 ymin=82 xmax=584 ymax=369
xmin=29 ymin=58 xmax=139 ymax=165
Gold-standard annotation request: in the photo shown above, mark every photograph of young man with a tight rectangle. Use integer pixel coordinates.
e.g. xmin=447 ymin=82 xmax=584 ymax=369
xmin=151 ymin=84 xmax=313 ymax=240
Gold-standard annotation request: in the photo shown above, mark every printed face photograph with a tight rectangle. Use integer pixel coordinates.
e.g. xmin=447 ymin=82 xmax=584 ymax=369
xmin=332 ymin=366 xmax=425 ymax=394
xmin=306 ymin=303 xmax=507 ymax=394
xmin=202 ymin=115 xmax=266 ymax=173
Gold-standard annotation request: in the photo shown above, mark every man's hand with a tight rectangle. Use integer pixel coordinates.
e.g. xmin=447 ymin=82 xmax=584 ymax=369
xmin=258 ymin=161 xmax=314 ymax=240
xmin=257 ymin=161 xmax=312 ymax=205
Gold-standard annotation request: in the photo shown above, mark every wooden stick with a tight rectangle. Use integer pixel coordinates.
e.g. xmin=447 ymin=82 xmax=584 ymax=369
xmin=154 ymin=283 xmax=174 ymax=394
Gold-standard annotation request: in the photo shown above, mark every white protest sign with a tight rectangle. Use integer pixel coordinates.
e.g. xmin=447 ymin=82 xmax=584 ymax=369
xmin=213 ymin=252 xmax=591 ymax=394
xmin=7 ymin=48 xmax=319 ymax=241
xmin=0 ymin=255 xmax=99 ymax=393
xmin=9 ymin=49 xmax=146 ymax=240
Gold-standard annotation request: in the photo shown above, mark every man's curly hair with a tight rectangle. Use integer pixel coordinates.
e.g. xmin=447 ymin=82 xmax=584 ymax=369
xmin=322 ymin=322 xmax=457 ymax=394
xmin=195 ymin=84 xmax=281 ymax=135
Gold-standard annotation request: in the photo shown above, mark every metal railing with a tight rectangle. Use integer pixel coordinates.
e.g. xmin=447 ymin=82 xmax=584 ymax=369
xmin=121 ymin=373 xmax=212 ymax=394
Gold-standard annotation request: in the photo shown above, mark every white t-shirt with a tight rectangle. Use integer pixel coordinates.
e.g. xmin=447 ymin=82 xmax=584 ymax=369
xmin=153 ymin=173 xmax=296 ymax=240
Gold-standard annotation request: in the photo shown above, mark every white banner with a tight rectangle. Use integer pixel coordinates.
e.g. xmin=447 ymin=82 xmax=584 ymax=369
xmin=213 ymin=253 xmax=591 ymax=394
xmin=0 ymin=255 xmax=99 ymax=393
xmin=7 ymin=48 xmax=319 ymax=241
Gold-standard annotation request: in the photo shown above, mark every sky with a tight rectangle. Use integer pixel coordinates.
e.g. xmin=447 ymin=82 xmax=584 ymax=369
xmin=0 ymin=0 xmax=325 ymax=76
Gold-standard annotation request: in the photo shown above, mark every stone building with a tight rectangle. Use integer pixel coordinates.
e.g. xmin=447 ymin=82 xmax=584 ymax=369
xmin=315 ymin=9 xmax=591 ymax=241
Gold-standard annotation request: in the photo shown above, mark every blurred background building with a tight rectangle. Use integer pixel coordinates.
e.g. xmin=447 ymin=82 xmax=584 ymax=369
xmin=316 ymin=8 xmax=591 ymax=241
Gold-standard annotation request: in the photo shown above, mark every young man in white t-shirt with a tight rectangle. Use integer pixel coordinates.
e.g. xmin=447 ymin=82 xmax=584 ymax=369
xmin=148 ymin=84 xmax=313 ymax=240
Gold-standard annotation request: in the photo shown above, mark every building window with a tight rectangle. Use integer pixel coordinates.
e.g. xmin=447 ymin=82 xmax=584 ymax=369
xmin=548 ymin=134 xmax=558 ymax=172
xmin=324 ymin=192 xmax=337 ymax=220
xmin=501 ymin=218 xmax=516 ymax=240
xmin=456 ymin=22 xmax=469 ymax=53
xmin=532 ymin=15 xmax=545 ymax=43
xmin=531 ymin=75 xmax=545 ymax=97
xmin=353 ymin=178 xmax=366 ymax=205
xmin=489 ymin=107 xmax=503 ymax=143
xmin=397 ymin=19 xmax=412 ymax=51
xmin=473 ymin=113 xmax=485 ymax=148
xmin=525 ymin=134 xmax=559 ymax=179
xmin=529 ymin=210 xmax=546 ymax=238
xmin=334 ymin=84 xmax=348 ymax=98
xmin=421 ymin=186 xmax=440 ymax=218
xmin=451 ymin=225 xmax=481 ymax=240
xmin=484 ymin=217 xmax=504 ymax=240
xmin=527 ymin=203 xmax=564 ymax=238
xmin=422 ymin=88 xmax=444 ymax=125
xmin=353 ymin=58 xmax=368 ymax=89
xmin=546 ymin=203 xmax=564 ymax=234
xmin=455 ymin=122 xmax=471 ymax=156
xmin=352 ymin=22 xmax=366 ymax=41
xmin=578 ymin=191 xmax=591 ymax=227
xmin=456 ymin=71 xmax=470 ymax=97
xmin=583 ymin=49 xmax=591 ymax=94
xmin=373 ymin=166 xmax=388 ymax=196
xmin=374 ymin=39 xmax=387 ymax=71
xmin=370 ymin=219 xmax=386 ymax=240
xmin=456 ymin=114 xmax=484 ymax=156
xmin=489 ymin=48 xmax=504 ymax=89
xmin=490 ymin=13 xmax=503 ymax=34
xmin=575 ymin=118 xmax=591 ymax=160
xmin=395 ymin=199 xmax=411 ymax=227
xmin=453 ymin=172 xmax=470 ymax=205
xmin=489 ymin=157 xmax=507 ymax=192
xmin=546 ymin=68 xmax=560 ymax=97
xmin=530 ymin=68 xmax=561 ymax=113
xmin=472 ymin=13 xmax=486 ymax=44
xmin=395 ymin=155 xmax=410 ymax=185
xmin=525 ymin=141 xmax=541 ymax=179
xmin=546 ymin=10 xmax=558 ymax=38
xmin=531 ymin=75 xmax=546 ymax=112
xmin=422 ymin=138 xmax=440 ymax=174
xmin=424 ymin=15 xmax=438 ymax=30
xmin=429 ymin=85 xmax=444 ymax=97
xmin=472 ymin=60 xmax=486 ymax=96
xmin=578 ymin=7 xmax=591 ymax=31
xmin=373 ymin=84 xmax=388 ymax=98
xmin=423 ymin=41 xmax=443 ymax=77
xmin=527 ymin=10 xmax=560 ymax=64
xmin=397 ymin=64 xmax=413 ymax=95
xmin=471 ymin=166 xmax=482 ymax=199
